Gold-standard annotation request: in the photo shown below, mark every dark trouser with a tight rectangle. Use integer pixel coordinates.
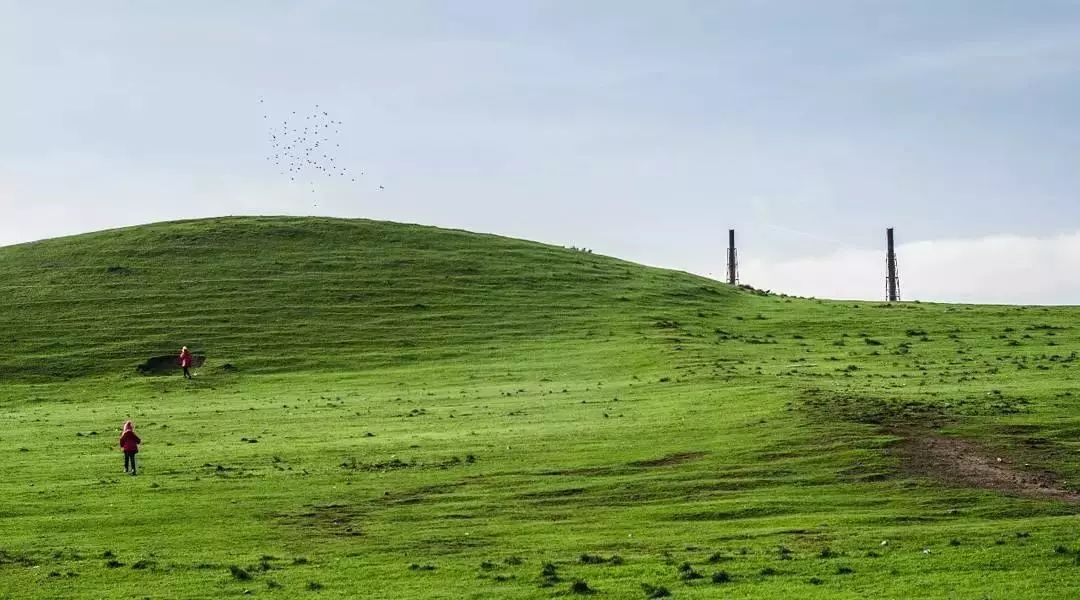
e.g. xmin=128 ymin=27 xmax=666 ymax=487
xmin=183 ymin=366 xmax=191 ymax=379
xmin=124 ymin=451 xmax=137 ymax=473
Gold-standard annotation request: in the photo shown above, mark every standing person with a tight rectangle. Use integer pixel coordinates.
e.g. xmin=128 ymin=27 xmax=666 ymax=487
xmin=119 ymin=421 xmax=141 ymax=476
xmin=179 ymin=346 xmax=193 ymax=379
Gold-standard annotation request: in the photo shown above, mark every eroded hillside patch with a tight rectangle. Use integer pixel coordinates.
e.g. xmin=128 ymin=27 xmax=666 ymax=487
xmin=888 ymin=429 xmax=1080 ymax=502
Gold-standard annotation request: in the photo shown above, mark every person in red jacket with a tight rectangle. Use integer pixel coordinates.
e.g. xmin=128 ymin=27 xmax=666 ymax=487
xmin=179 ymin=346 xmax=193 ymax=379
xmin=120 ymin=420 xmax=141 ymax=475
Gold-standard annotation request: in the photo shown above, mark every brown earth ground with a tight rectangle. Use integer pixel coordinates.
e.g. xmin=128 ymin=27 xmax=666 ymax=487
xmin=889 ymin=428 xmax=1080 ymax=502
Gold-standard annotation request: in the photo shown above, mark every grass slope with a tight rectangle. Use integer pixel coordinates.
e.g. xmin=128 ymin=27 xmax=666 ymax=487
xmin=0 ymin=216 xmax=1077 ymax=599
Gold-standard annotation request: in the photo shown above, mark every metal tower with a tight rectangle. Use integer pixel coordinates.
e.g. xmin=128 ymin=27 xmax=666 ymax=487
xmin=886 ymin=227 xmax=900 ymax=302
xmin=727 ymin=229 xmax=739 ymax=285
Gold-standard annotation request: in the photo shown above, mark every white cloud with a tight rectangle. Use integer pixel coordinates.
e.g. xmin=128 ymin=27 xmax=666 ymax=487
xmin=739 ymin=232 xmax=1080 ymax=305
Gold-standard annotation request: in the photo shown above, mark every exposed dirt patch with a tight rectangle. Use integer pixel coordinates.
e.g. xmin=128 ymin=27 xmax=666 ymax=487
xmin=889 ymin=428 xmax=1079 ymax=502
xmin=274 ymin=503 xmax=363 ymax=537
xmin=519 ymin=487 xmax=587 ymax=500
xmin=379 ymin=483 xmax=463 ymax=506
xmin=539 ymin=465 xmax=625 ymax=477
xmin=136 ymin=354 xmax=205 ymax=375
xmin=628 ymin=451 xmax=708 ymax=468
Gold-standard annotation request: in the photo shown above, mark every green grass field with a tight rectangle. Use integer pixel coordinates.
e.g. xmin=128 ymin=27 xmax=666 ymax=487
xmin=0 ymin=216 xmax=1077 ymax=599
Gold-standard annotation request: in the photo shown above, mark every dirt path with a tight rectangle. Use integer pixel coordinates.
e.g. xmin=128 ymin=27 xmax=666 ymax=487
xmin=889 ymin=429 xmax=1080 ymax=502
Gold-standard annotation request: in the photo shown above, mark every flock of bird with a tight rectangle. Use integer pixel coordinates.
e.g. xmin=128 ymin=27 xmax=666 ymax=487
xmin=260 ymin=99 xmax=382 ymax=204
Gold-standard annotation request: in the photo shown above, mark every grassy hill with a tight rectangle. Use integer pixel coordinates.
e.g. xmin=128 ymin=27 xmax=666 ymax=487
xmin=0 ymin=216 xmax=1077 ymax=599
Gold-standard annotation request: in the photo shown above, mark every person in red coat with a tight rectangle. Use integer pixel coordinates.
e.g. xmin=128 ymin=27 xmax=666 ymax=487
xmin=119 ymin=420 xmax=141 ymax=475
xmin=179 ymin=346 xmax=193 ymax=379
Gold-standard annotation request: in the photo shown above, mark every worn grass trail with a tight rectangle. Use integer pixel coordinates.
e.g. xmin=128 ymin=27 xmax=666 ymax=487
xmin=0 ymin=217 xmax=1077 ymax=599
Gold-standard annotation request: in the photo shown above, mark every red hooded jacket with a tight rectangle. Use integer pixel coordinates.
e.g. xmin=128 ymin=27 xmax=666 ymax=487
xmin=179 ymin=349 xmax=192 ymax=368
xmin=119 ymin=421 xmax=141 ymax=453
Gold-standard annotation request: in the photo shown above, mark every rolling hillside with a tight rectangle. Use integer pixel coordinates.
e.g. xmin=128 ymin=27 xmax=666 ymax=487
xmin=0 ymin=217 xmax=1077 ymax=599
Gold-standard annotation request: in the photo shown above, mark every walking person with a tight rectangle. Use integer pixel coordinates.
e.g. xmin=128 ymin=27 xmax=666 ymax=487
xmin=179 ymin=346 xmax=193 ymax=379
xmin=119 ymin=421 xmax=141 ymax=476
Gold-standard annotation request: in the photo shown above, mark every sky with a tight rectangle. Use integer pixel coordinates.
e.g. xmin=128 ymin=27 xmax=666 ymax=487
xmin=3 ymin=1 xmax=1080 ymax=304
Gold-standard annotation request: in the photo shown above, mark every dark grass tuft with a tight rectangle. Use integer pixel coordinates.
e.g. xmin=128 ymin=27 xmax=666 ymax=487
xmin=711 ymin=570 xmax=732 ymax=584
xmin=678 ymin=561 xmax=704 ymax=581
xmin=307 ymin=581 xmax=323 ymax=591
xmin=539 ymin=562 xmax=560 ymax=587
xmin=808 ymin=577 xmax=824 ymax=585
xmin=229 ymin=565 xmax=253 ymax=581
xmin=641 ymin=583 xmax=672 ymax=598
xmin=570 ymin=580 xmax=595 ymax=594
xmin=836 ymin=565 xmax=854 ymax=575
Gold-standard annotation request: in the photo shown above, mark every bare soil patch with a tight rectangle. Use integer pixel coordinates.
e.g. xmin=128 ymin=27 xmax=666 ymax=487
xmin=628 ymin=451 xmax=708 ymax=468
xmin=136 ymin=354 xmax=205 ymax=375
xmin=889 ymin=429 xmax=1079 ymax=502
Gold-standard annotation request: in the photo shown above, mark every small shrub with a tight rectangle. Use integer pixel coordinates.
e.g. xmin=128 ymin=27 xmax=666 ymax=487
xmin=808 ymin=576 xmax=824 ymax=585
xmin=706 ymin=552 xmax=731 ymax=564
xmin=836 ymin=566 xmax=854 ymax=575
xmin=307 ymin=581 xmax=323 ymax=591
xmin=267 ymin=580 xmax=283 ymax=589
xmin=760 ymin=567 xmax=778 ymax=576
xmin=105 ymin=560 xmax=124 ymax=569
xmin=949 ymin=539 xmax=962 ymax=547
xmin=292 ymin=557 xmax=309 ymax=565
xmin=711 ymin=570 xmax=731 ymax=584
xmin=580 ymin=554 xmax=605 ymax=564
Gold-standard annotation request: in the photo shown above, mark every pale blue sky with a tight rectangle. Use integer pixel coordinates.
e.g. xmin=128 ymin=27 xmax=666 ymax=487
xmin=3 ymin=1 xmax=1080 ymax=302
